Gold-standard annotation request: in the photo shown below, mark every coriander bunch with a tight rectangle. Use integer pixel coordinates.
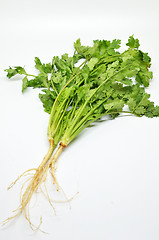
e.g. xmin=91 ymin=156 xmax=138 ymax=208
xmin=4 ymin=35 xmax=159 ymax=230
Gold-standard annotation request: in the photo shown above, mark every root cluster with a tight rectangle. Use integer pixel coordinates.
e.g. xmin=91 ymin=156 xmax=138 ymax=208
xmin=2 ymin=140 xmax=66 ymax=231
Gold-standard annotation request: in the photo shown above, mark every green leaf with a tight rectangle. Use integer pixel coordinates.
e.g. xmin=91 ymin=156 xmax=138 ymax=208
xmin=5 ymin=67 xmax=17 ymax=78
xmin=87 ymin=58 xmax=98 ymax=70
xmin=45 ymin=63 xmax=52 ymax=73
xmin=143 ymin=52 xmax=151 ymax=63
xmin=35 ymin=57 xmax=44 ymax=72
xmin=14 ymin=66 xmax=26 ymax=75
xmin=27 ymin=76 xmax=45 ymax=88
xmin=120 ymin=78 xmax=132 ymax=86
xmin=74 ymin=39 xmax=97 ymax=58
xmin=39 ymin=89 xmax=56 ymax=113
xmin=58 ymin=86 xmax=74 ymax=102
xmin=77 ymin=85 xmax=90 ymax=102
xmin=127 ymin=98 xmax=136 ymax=110
xmin=5 ymin=66 xmax=26 ymax=78
xmin=104 ymin=99 xmax=125 ymax=112
xmin=81 ymin=65 xmax=90 ymax=82
xmin=22 ymin=76 xmax=28 ymax=92
xmin=35 ymin=57 xmax=52 ymax=74
xmin=109 ymin=39 xmax=121 ymax=49
xmin=145 ymin=102 xmax=159 ymax=118
xmin=136 ymin=70 xmax=153 ymax=87
xmin=152 ymin=106 xmax=159 ymax=117
xmin=135 ymin=106 xmax=145 ymax=115
xmin=139 ymin=93 xmax=150 ymax=107
xmin=126 ymin=35 xmax=140 ymax=49
xmin=107 ymin=48 xmax=116 ymax=55
xmin=38 ymin=74 xmax=50 ymax=89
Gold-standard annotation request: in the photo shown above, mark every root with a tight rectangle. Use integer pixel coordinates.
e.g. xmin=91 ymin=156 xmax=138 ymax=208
xmin=50 ymin=169 xmax=59 ymax=190
xmin=43 ymin=184 xmax=56 ymax=215
xmin=2 ymin=139 xmax=54 ymax=230
xmin=49 ymin=144 xmax=65 ymax=191
xmin=8 ymin=169 xmax=36 ymax=190
xmin=18 ymin=144 xmax=64 ymax=229
xmin=41 ymin=182 xmax=79 ymax=210
xmin=2 ymin=141 xmax=71 ymax=232
xmin=25 ymin=201 xmax=46 ymax=233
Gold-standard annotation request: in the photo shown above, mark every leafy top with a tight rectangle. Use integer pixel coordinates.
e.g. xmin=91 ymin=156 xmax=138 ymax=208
xmin=5 ymin=36 xmax=159 ymax=145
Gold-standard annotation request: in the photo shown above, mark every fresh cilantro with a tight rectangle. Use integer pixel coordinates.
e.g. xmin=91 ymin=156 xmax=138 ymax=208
xmin=4 ymin=36 xmax=159 ymax=228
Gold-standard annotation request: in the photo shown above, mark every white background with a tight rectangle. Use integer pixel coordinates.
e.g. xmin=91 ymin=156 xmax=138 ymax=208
xmin=0 ymin=0 xmax=159 ymax=239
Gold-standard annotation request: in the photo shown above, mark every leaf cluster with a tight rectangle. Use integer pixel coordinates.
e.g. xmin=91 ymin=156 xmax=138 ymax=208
xmin=5 ymin=35 xmax=159 ymax=146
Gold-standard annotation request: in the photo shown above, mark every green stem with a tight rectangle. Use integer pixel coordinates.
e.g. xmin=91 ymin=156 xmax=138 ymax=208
xmin=98 ymin=53 xmax=123 ymax=64
xmin=68 ymin=100 xmax=79 ymax=122
xmin=48 ymin=72 xmax=80 ymax=129
xmin=50 ymin=70 xmax=58 ymax=95
xmin=26 ymin=73 xmax=37 ymax=78
xmin=65 ymin=110 xmax=140 ymax=145
xmin=48 ymin=53 xmax=124 ymax=139
xmin=48 ymin=58 xmax=89 ymax=133
xmin=51 ymin=99 xmax=70 ymax=136
xmin=63 ymin=64 xmax=129 ymax=141
xmin=48 ymin=97 xmax=69 ymax=138
xmin=70 ymin=97 xmax=110 ymax=137
xmin=52 ymin=123 xmax=64 ymax=150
